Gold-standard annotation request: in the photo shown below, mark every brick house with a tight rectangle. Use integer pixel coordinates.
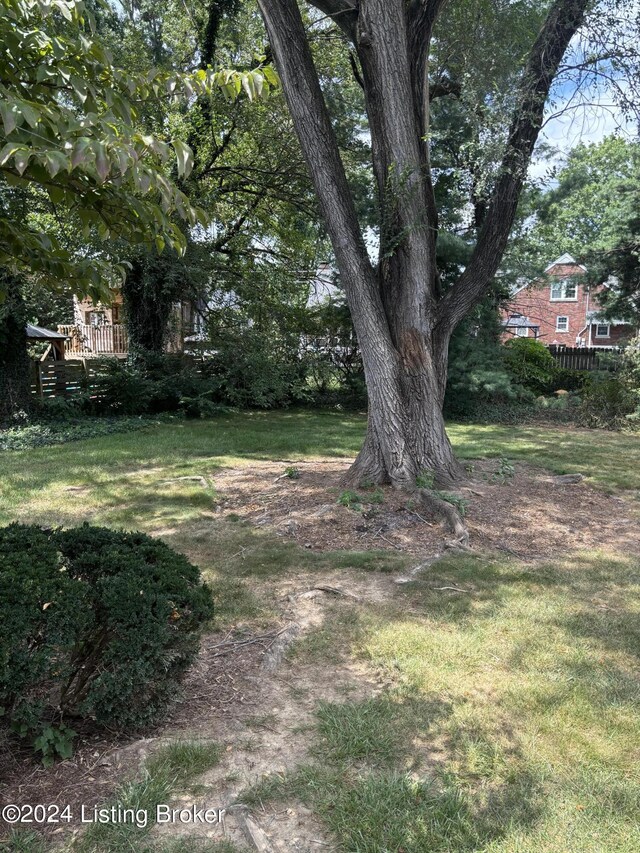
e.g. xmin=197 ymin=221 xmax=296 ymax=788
xmin=501 ymin=254 xmax=636 ymax=348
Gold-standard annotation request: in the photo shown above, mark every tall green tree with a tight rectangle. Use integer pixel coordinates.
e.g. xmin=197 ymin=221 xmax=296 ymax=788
xmin=520 ymin=136 xmax=640 ymax=322
xmin=0 ymin=272 xmax=31 ymax=421
xmin=256 ymin=0 xmax=638 ymax=538
xmin=0 ymin=0 xmax=274 ymax=419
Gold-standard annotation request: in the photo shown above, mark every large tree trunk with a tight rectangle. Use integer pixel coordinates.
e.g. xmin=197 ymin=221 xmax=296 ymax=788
xmin=0 ymin=273 xmax=32 ymax=423
xmin=258 ymin=0 xmax=589 ymax=495
xmin=346 ymin=311 xmax=463 ymax=487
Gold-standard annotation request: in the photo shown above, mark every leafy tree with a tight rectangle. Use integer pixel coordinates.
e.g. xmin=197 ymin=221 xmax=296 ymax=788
xmin=516 ymin=136 xmax=640 ymax=322
xmin=256 ymin=0 xmax=637 ymax=530
xmin=0 ymin=0 xmax=276 ymax=298
xmin=122 ymin=246 xmax=195 ymax=364
xmin=0 ymin=0 xmax=275 ymax=419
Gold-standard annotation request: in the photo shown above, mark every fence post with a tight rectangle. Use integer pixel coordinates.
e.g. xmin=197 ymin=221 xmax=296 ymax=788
xmin=34 ymin=362 xmax=43 ymax=398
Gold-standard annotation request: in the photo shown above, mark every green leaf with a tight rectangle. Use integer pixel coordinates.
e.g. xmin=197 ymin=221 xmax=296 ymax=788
xmin=0 ymin=101 xmax=17 ymax=135
xmin=262 ymin=65 xmax=280 ymax=88
xmin=0 ymin=143 xmax=18 ymax=167
xmin=18 ymin=100 xmax=40 ymax=128
xmin=14 ymin=148 xmax=30 ymax=176
xmin=43 ymin=150 xmax=70 ymax=178
xmin=93 ymin=141 xmax=110 ymax=181
xmin=172 ymin=138 xmax=193 ymax=179
xmin=71 ymin=137 xmax=92 ymax=169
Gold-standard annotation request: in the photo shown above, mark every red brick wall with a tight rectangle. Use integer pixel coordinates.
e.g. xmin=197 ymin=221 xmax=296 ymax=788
xmin=501 ymin=263 xmax=634 ymax=346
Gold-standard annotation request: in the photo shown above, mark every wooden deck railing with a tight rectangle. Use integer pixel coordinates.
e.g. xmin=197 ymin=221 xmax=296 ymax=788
xmin=58 ymin=324 xmax=129 ymax=357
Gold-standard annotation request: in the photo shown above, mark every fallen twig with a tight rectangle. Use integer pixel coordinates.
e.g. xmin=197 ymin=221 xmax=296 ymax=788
xmin=160 ymin=475 xmax=209 ymax=488
xmin=206 ymin=627 xmax=289 ymax=655
xmin=432 ymin=585 xmax=469 ymax=593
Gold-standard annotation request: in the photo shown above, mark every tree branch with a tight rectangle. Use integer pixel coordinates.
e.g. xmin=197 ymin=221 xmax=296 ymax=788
xmin=438 ymin=0 xmax=591 ymax=334
xmin=308 ymin=0 xmax=358 ymax=39
xmin=257 ymin=0 xmax=380 ymax=311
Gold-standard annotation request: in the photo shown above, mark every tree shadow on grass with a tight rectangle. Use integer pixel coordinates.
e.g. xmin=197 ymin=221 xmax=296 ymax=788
xmin=398 ymin=550 xmax=639 ymax=625
xmin=246 ymin=688 xmax=547 ymax=853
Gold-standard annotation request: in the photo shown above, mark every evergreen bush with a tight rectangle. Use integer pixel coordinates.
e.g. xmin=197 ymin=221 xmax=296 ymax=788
xmin=0 ymin=524 xmax=213 ymax=747
xmin=503 ymin=338 xmax=556 ymax=395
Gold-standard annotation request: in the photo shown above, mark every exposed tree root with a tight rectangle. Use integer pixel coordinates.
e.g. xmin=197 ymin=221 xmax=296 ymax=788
xmin=342 ymin=458 xmax=471 ymax=546
xmin=417 ymin=487 xmax=470 ymax=547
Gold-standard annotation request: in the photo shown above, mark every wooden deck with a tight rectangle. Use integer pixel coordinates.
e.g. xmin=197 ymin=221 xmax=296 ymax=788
xmin=57 ymin=324 xmax=128 ymax=357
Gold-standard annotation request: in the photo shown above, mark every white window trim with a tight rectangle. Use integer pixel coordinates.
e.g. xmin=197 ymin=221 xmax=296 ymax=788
xmin=556 ymin=316 xmax=569 ymax=332
xmin=595 ymin=323 xmax=611 ymax=338
xmin=550 ymin=279 xmax=578 ymax=301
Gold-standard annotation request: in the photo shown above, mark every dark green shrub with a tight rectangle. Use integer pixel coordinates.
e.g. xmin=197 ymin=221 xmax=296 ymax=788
xmin=209 ymin=329 xmax=309 ymax=409
xmin=576 ymin=378 xmax=636 ymax=429
xmin=0 ymin=524 xmax=213 ymax=747
xmin=0 ymin=418 xmax=154 ymax=451
xmin=503 ymin=338 xmax=557 ymax=395
xmin=548 ymin=368 xmax=592 ymax=393
xmin=36 ymin=394 xmax=91 ymax=421
xmin=87 ymin=360 xmax=154 ymax=415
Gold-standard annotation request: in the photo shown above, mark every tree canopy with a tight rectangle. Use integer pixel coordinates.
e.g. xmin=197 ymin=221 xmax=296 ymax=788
xmin=0 ymin=0 xmax=276 ymax=299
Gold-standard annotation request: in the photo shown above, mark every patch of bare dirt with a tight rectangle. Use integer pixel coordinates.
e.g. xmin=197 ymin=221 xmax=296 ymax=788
xmin=211 ymin=458 xmax=640 ymax=561
xmin=0 ymin=634 xmax=268 ymax=844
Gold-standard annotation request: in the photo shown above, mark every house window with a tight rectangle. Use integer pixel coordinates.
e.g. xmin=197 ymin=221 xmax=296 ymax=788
xmin=595 ymin=323 xmax=610 ymax=338
xmin=86 ymin=310 xmax=107 ymax=326
xmin=515 ymin=326 xmax=529 ymax=337
xmin=556 ymin=316 xmax=569 ymax=332
xmin=550 ymin=279 xmax=578 ymax=300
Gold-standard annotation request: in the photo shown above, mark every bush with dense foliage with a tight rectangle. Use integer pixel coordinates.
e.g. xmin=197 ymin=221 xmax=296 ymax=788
xmin=620 ymin=337 xmax=640 ymax=420
xmin=79 ymin=346 xmax=310 ymax=416
xmin=0 ymin=524 xmax=213 ymax=753
xmin=208 ymin=328 xmax=309 ymax=409
xmin=445 ymin=301 xmax=525 ymax=419
xmin=576 ymin=378 xmax=636 ymax=429
xmin=0 ymin=417 xmax=155 ymax=451
xmin=502 ymin=338 xmax=557 ymax=395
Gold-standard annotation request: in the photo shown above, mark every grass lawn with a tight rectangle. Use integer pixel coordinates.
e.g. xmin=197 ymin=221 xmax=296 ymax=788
xmin=270 ymin=550 xmax=640 ymax=852
xmin=1 ymin=412 xmax=639 ymax=531
xmin=1 ymin=411 xmax=639 ymax=852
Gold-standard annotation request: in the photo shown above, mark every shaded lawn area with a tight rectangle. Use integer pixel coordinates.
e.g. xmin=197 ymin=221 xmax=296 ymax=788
xmin=1 ymin=411 xmax=639 ymax=530
xmin=257 ymin=549 xmax=640 ymax=853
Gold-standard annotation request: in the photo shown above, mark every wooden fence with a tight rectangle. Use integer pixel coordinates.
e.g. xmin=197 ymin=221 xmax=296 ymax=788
xmin=57 ymin=324 xmax=128 ymax=357
xmin=547 ymin=345 xmax=620 ymax=371
xmin=31 ymin=360 xmax=107 ymax=399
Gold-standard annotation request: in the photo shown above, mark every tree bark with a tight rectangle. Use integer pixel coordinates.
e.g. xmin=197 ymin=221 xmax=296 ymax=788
xmin=0 ymin=272 xmax=32 ymax=423
xmin=257 ymin=0 xmax=589 ymax=495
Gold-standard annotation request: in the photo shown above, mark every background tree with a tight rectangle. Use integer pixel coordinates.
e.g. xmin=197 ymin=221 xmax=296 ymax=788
xmin=0 ymin=0 xmax=277 ymax=293
xmin=0 ymin=272 xmax=32 ymax=421
xmin=519 ymin=136 xmax=640 ymax=322
xmin=0 ymin=0 xmax=274 ymax=420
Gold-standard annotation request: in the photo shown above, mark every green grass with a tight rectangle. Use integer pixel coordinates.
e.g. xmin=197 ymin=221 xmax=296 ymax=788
xmin=2 ymin=413 xmax=639 ymax=532
xmin=2 ymin=412 xmax=640 ymax=852
xmin=242 ymin=550 xmax=640 ymax=852
xmin=450 ymin=422 xmax=640 ymax=491
xmin=72 ymin=740 xmax=224 ymax=853
xmin=2 ymin=742 xmax=233 ymax=853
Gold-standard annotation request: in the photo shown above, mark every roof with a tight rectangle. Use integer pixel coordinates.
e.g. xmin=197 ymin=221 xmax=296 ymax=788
xmin=585 ymin=311 xmax=629 ymax=327
xmin=510 ymin=254 xmax=589 ymax=297
xmin=544 ymin=253 xmax=587 ymax=273
xmin=503 ymin=315 xmax=538 ymax=328
xmin=26 ymin=324 xmax=69 ymax=340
